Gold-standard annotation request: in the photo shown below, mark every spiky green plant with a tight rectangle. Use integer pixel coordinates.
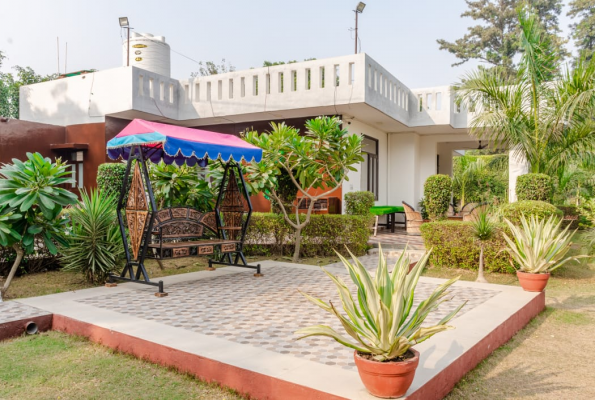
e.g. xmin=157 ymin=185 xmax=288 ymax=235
xmin=295 ymin=247 xmax=466 ymax=361
xmin=61 ymin=189 xmax=124 ymax=283
xmin=470 ymin=209 xmax=497 ymax=283
xmin=502 ymin=215 xmax=585 ymax=274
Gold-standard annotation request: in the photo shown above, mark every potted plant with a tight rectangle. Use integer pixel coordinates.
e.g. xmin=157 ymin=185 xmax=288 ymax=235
xmin=295 ymin=248 xmax=465 ymax=398
xmin=502 ymin=215 xmax=584 ymax=292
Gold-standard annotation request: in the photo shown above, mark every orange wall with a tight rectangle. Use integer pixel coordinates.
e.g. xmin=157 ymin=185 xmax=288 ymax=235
xmin=65 ymin=122 xmax=106 ymax=190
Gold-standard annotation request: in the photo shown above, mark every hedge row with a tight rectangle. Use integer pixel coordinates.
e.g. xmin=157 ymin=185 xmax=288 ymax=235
xmin=244 ymin=213 xmax=373 ymax=258
xmin=516 ymin=173 xmax=552 ymax=202
xmin=420 ymin=221 xmax=514 ymax=273
xmin=344 ymin=191 xmax=375 ymax=216
xmin=97 ymin=163 xmax=129 ymax=198
xmin=499 ymin=200 xmax=563 ymax=225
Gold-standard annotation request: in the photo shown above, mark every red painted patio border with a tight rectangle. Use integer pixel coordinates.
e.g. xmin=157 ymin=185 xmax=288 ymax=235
xmin=52 ymin=314 xmax=346 ymax=400
xmin=0 ymin=314 xmax=52 ymax=342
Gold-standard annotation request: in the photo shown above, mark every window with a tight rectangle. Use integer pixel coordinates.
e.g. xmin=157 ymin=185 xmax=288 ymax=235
xmin=139 ymin=75 xmax=144 ymax=96
xmin=278 ymin=72 xmax=284 ymax=93
xmin=320 ymin=67 xmax=325 ymax=88
xmin=349 ymin=62 xmax=355 ymax=85
xmin=218 ymin=80 xmax=222 ymax=100
xmin=70 ymin=151 xmax=84 ymax=189
xmin=194 ymin=83 xmax=200 ymax=102
xmin=426 ymin=93 xmax=432 ymax=110
xmin=149 ymin=78 xmax=154 ymax=98
xmin=253 ymin=75 xmax=259 ymax=96
xmin=305 ymin=68 xmax=311 ymax=90
xmin=206 ymin=82 xmax=211 ymax=101
xmin=229 ymin=79 xmax=234 ymax=98
xmin=184 ymin=84 xmax=190 ymax=103
xmin=418 ymin=94 xmax=423 ymax=112
xmin=436 ymin=92 xmax=442 ymax=110
xmin=334 ymin=65 xmax=340 ymax=87
xmin=241 ymin=77 xmax=245 ymax=97
xmin=266 ymin=73 xmax=271 ymax=94
xmin=159 ymin=82 xmax=164 ymax=101
xmin=361 ymin=136 xmax=379 ymax=200
xmin=169 ymin=84 xmax=174 ymax=103
xmin=291 ymin=70 xmax=297 ymax=91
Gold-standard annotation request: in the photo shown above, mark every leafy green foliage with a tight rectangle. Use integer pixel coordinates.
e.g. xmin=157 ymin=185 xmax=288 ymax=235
xmin=150 ymin=162 xmax=215 ymax=212
xmin=452 ymin=154 xmax=508 ymax=205
xmin=499 ymin=200 xmax=563 ymax=225
xmin=244 ymin=213 xmax=373 ymax=258
xmin=502 ymin=215 xmax=584 ymax=273
xmin=423 ymin=175 xmax=452 ymax=221
xmin=344 ymin=191 xmax=375 ymax=216
xmin=61 ymin=190 xmax=124 ymax=283
xmin=420 ymin=220 xmax=513 ymax=273
xmin=456 ymin=8 xmax=595 ymax=177
xmin=0 ymin=152 xmax=77 ymax=254
xmin=245 ymin=116 xmax=364 ymax=262
xmin=437 ymin=0 xmax=566 ymax=75
xmin=471 ymin=209 xmax=497 ymax=241
xmin=568 ymin=0 xmax=595 ymax=63
xmin=516 ymin=173 xmax=553 ymax=201
xmin=97 ymin=163 xmax=129 ymax=198
xmin=295 ymin=248 xmax=465 ymax=361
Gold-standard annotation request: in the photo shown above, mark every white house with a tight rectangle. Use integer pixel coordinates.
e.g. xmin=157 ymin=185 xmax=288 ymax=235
xmin=18 ymin=32 xmax=526 ymax=213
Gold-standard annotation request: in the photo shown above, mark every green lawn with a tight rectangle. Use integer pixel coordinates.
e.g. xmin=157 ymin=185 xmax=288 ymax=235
xmin=0 ymin=331 xmax=243 ymax=400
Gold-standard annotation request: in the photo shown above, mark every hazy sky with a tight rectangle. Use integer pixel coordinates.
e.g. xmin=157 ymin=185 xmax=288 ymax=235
xmin=0 ymin=0 xmax=577 ymax=89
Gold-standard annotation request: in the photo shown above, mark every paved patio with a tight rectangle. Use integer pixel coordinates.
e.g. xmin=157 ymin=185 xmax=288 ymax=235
xmin=368 ymin=227 xmax=425 ymax=250
xmin=8 ymin=255 xmax=544 ymax=400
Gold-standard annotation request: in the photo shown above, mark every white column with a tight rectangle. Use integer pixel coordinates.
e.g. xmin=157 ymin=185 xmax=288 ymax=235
xmin=508 ymin=149 xmax=529 ymax=202
xmin=388 ymin=133 xmax=420 ymax=207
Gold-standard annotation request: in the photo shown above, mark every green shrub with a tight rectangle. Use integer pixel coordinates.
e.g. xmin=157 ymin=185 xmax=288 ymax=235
xmin=516 ymin=173 xmax=552 ymax=202
xmin=424 ymin=174 xmax=452 ymax=220
xmin=499 ymin=200 xmax=563 ymax=225
xmin=420 ymin=221 xmax=513 ymax=273
xmin=244 ymin=213 xmax=373 ymax=257
xmin=61 ymin=190 xmax=124 ymax=283
xmin=97 ymin=163 xmax=129 ymax=198
xmin=344 ymin=191 xmax=375 ymax=215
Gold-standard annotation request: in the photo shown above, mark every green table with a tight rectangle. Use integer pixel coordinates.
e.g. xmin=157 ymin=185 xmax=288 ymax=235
xmin=370 ymin=206 xmax=405 ymax=233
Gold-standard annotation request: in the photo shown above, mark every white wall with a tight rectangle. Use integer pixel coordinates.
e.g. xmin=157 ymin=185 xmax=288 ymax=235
xmin=20 ymin=67 xmax=135 ymax=126
xmin=344 ymin=119 xmax=388 ymax=210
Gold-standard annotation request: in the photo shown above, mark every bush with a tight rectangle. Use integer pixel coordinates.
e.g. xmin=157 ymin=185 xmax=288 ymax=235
xmin=420 ymin=221 xmax=513 ymax=273
xmin=61 ymin=190 xmax=124 ymax=283
xmin=424 ymin=175 xmax=452 ymax=220
xmin=516 ymin=173 xmax=552 ymax=202
xmin=244 ymin=213 xmax=373 ymax=257
xmin=97 ymin=163 xmax=129 ymax=198
xmin=344 ymin=191 xmax=375 ymax=215
xmin=499 ymin=200 xmax=563 ymax=225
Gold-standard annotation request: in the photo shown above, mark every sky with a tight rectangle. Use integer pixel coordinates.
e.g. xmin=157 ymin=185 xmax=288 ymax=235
xmin=0 ymin=0 xmax=578 ymax=89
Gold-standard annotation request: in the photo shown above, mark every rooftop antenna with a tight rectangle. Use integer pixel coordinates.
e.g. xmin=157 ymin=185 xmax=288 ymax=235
xmin=56 ymin=37 xmax=60 ymax=74
xmin=64 ymin=42 xmax=68 ymax=74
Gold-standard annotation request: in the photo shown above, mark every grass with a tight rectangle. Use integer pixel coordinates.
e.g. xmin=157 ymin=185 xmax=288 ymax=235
xmin=435 ymin=239 xmax=595 ymax=400
xmin=0 ymin=331 xmax=244 ymax=400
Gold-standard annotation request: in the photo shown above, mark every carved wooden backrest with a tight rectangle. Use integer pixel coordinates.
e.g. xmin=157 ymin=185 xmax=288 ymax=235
xmin=126 ymin=163 xmax=149 ymax=260
xmin=153 ymin=207 xmax=218 ymax=239
xmin=218 ymin=169 xmax=249 ymax=240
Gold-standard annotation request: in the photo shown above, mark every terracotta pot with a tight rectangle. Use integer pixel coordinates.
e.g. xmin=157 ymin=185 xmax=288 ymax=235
xmin=353 ymin=349 xmax=420 ymax=398
xmin=517 ymin=271 xmax=550 ymax=292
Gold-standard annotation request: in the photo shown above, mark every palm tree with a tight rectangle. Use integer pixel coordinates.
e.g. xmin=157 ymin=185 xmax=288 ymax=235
xmin=470 ymin=209 xmax=496 ymax=283
xmin=456 ymin=6 xmax=595 ymax=177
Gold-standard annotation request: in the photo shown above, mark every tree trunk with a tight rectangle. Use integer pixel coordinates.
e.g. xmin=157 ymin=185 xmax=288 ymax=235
xmin=292 ymin=227 xmax=302 ymax=263
xmin=476 ymin=243 xmax=488 ymax=283
xmin=0 ymin=243 xmax=25 ymax=301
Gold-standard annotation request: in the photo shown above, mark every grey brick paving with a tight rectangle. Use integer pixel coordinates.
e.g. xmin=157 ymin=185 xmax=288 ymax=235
xmin=78 ymin=258 xmax=500 ymax=371
xmin=0 ymin=301 xmax=51 ymax=324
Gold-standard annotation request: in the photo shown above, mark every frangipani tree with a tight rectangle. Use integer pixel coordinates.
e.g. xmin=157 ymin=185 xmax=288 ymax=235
xmin=456 ymin=6 xmax=595 ymax=177
xmin=245 ymin=116 xmax=364 ymax=262
xmin=0 ymin=153 xmax=77 ymax=300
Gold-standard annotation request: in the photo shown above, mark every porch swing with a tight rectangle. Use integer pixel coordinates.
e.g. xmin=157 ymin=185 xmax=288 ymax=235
xmin=105 ymin=119 xmax=264 ymax=296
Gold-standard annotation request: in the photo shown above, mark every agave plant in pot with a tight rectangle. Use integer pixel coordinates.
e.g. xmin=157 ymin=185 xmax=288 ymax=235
xmin=295 ymin=248 xmax=465 ymax=398
xmin=502 ymin=215 xmax=585 ymax=292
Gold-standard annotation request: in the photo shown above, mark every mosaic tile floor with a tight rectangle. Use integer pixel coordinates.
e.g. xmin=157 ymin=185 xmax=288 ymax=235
xmin=0 ymin=301 xmax=51 ymax=324
xmin=368 ymin=228 xmax=425 ymax=250
xmin=78 ymin=261 xmax=500 ymax=371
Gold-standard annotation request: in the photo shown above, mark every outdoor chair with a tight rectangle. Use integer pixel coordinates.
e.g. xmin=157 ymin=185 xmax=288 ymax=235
xmin=402 ymin=201 xmax=424 ymax=236
xmin=462 ymin=203 xmax=489 ymax=221
xmin=460 ymin=202 xmax=478 ymax=219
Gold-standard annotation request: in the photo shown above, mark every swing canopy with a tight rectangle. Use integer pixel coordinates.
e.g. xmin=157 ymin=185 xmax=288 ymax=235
xmin=106 ymin=119 xmax=263 ymax=166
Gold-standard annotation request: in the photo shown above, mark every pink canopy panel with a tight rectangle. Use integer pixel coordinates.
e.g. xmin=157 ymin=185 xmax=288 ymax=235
xmin=106 ymin=119 xmax=263 ymax=166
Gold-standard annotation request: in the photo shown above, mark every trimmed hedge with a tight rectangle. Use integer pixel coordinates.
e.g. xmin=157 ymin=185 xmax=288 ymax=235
xmin=424 ymin=175 xmax=452 ymax=220
xmin=499 ymin=200 xmax=563 ymax=225
xmin=344 ymin=191 xmax=375 ymax=215
xmin=420 ymin=221 xmax=513 ymax=273
xmin=97 ymin=163 xmax=129 ymax=197
xmin=516 ymin=173 xmax=552 ymax=202
xmin=244 ymin=213 xmax=373 ymax=257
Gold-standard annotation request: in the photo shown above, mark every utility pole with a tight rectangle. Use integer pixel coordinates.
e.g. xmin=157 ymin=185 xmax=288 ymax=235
xmin=354 ymin=2 xmax=366 ymax=54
